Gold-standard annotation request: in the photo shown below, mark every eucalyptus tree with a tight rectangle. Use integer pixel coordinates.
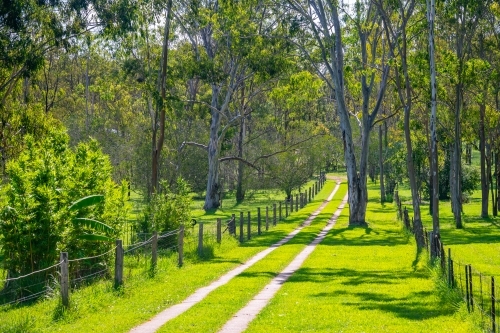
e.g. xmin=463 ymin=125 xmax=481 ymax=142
xmin=285 ymin=0 xmax=395 ymax=225
xmin=174 ymin=0 xmax=292 ymax=209
xmin=427 ymin=0 xmax=440 ymax=256
xmin=439 ymin=0 xmax=491 ymax=228
xmin=375 ymin=0 xmax=425 ymax=248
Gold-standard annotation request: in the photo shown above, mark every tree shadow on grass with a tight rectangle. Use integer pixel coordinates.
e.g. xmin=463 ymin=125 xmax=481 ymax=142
xmin=322 ymin=228 xmax=410 ymax=247
xmin=289 ymin=267 xmax=452 ymax=321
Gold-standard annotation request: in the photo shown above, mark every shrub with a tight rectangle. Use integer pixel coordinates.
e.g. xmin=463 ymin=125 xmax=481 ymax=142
xmin=0 ymin=129 xmax=128 ymax=281
xmin=137 ymin=178 xmax=192 ymax=247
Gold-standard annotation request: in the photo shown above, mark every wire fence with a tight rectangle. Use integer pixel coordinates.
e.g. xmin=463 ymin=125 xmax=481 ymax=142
xmin=0 ymin=174 xmax=327 ymax=308
xmin=394 ymin=192 xmax=499 ymax=333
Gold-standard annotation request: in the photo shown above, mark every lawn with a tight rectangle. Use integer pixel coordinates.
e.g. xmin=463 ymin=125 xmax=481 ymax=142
xmin=0 ymin=178 xmax=335 ymax=333
xmin=245 ymin=183 xmax=479 ymax=333
xmin=397 ymin=186 xmax=500 ymax=277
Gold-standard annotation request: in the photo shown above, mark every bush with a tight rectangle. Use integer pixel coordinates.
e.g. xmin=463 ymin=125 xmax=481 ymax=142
xmin=0 ymin=129 xmax=129 ymax=280
xmin=137 ymin=178 xmax=192 ymax=247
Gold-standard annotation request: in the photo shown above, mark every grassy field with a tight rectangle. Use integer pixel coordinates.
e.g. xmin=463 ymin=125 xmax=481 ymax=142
xmin=0 ymin=178 xmax=336 ymax=333
xmin=397 ymin=186 xmax=500 ymax=277
xmin=245 ymin=183 xmax=479 ymax=333
xmin=1 ymin=175 xmax=494 ymax=332
xmin=156 ymin=183 xmax=348 ymax=333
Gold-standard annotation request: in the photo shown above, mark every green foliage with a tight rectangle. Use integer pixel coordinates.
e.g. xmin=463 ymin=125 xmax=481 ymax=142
xmin=138 ymin=178 xmax=192 ymax=235
xmin=0 ymin=129 xmax=129 ymax=280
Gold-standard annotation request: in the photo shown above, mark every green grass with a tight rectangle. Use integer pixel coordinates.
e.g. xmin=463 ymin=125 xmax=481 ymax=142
xmin=245 ymin=183 xmax=479 ymax=333
xmin=396 ymin=185 xmax=500 ymax=277
xmin=190 ymin=179 xmax=322 ymax=223
xmin=156 ymin=183 xmax=348 ymax=333
xmin=0 ymin=178 xmax=336 ymax=333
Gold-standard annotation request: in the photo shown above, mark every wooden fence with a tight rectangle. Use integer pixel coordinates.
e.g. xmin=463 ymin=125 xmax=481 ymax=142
xmin=395 ymin=190 xmax=500 ymax=332
xmin=0 ymin=175 xmax=327 ymax=309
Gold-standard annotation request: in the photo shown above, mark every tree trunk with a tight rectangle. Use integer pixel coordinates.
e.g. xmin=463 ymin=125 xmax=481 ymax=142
xmin=204 ymin=85 xmax=222 ymax=210
xmin=404 ymin=105 xmax=426 ymax=249
xmin=428 ymin=0 xmax=440 ymax=258
xmin=451 ymin=82 xmax=463 ymax=228
xmin=487 ymin=144 xmax=496 ymax=216
xmin=379 ymin=125 xmax=385 ymax=203
xmin=236 ymin=115 xmax=246 ymax=203
xmin=479 ymin=93 xmax=488 ymax=217
xmin=151 ymin=0 xmax=173 ymax=195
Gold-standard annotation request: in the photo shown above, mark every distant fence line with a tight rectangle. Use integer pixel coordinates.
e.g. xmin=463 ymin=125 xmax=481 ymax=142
xmin=394 ymin=191 xmax=500 ymax=333
xmin=0 ymin=174 xmax=327 ymax=308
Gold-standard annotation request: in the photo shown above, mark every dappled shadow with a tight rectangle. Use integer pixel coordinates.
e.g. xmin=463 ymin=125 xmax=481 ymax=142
xmin=323 ymin=227 xmax=410 ymax=247
xmin=287 ymin=267 xmax=451 ymax=321
xmin=237 ymin=271 xmax=276 ymax=279
xmin=288 ymin=267 xmax=428 ymax=285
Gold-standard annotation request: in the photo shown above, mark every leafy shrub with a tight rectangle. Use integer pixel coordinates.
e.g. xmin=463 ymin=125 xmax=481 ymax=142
xmin=137 ymin=178 xmax=192 ymax=247
xmin=0 ymin=129 xmax=128 ymax=281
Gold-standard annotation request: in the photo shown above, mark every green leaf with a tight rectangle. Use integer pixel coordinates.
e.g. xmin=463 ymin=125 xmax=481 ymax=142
xmin=69 ymin=195 xmax=105 ymax=211
xmin=73 ymin=218 xmax=114 ymax=234
xmin=77 ymin=234 xmax=114 ymax=242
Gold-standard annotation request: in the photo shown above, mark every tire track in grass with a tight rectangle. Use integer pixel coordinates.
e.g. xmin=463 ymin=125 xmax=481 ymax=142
xmin=129 ymin=183 xmax=342 ymax=333
xmin=218 ymin=193 xmax=348 ymax=333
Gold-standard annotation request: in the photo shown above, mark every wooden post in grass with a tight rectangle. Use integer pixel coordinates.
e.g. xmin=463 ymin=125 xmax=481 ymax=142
xmin=240 ymin=212 xmax=244 ymax=243
xmin=466 ymin=265 xmax=470 ymax=312
xmin=448 ymin=248 xmax=453 ymax=288
xmin=309 ymin=187 xmax=312 ymax=202
xmin=285 ymin=200 xmax=288 ymax=218
xmin=468 ymin=265 xmax=474 ymax=310
xmin=273 ymin=204 xmax=277 ymax=226
xmin=247 ymin=212 xmax=251 ymax=240
xmin=198 ymin=222 xmax=204 ymax=255
xmin=217 ymin=218 xmax=222 ymax=243
xmin=492 ymin=277 xmax=496 ymax=333
xmin=230 ymin=214 xmax=236 ymax=235
xmin=178 ymin=225 xmax=184 ymax=267
xmin=257 ymin=208 xmax=261 ymax=235
xmin=60 ymin=252 xmax=69 ymax=308
xmin=279 ymin=202 xmax=282 ymax=221
xmin=151 ymin=232 xmax=158 ymax=272
xmin=290 ymin=196 xmax=294 ymax=213
xmin=295 ymin=194 xmax=299 ymax=211
xmin=266 ymin=207 xmax=269 ymax=231
xmin=114 ymin=240 xmax=123 ymax=289
xmin=300 ymin=193 xmax=303 ymax=208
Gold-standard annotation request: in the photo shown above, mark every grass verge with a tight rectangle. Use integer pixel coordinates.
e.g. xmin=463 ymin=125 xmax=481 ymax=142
xmin=0 ymin=179 xmax=337 ymax=333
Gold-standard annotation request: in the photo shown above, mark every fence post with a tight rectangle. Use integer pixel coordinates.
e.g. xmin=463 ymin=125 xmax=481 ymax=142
xmin=247 ymin=212 xmax=251 ymax=240
xmin=114 ymin=239 xmax=123 ymax=289
xmin=258 ymin=208 xmax=261 ymax=235
xmin=151 ymin=232 xmax=158 ymax=273
xmin=266 ymin=206 xmax=269 ymax=231
xmin=198 ymin=222 xmax=204 ymax=255
xmin=178 ymin=225 xmax=184 ymax=267
xmin=240 ymin=212 xmax=244 ymax=243
xmin=285 ymin=200 xmax=289 ymax=217
xmin=279 ymin=202 xmax=282 ymax=221
xmin=469 ymin=264 xmax=474 ymax=310
xmin=448 ymin=248 xmax=452 ymax=287
xmin=231 ymin=214 xmax=236 ymax=235
xmin=273 ymin=203 xmax=277 ymax=226
xmin=466 ymin=265 xmax=470 ymax=312
xmin=295 ymin=194 xmax=299 ymax=211
xmin=290 ymin=196 xmax=294 ymax=213
xmin=309 ymin=187 xmax=312 ymax=202
xmin=60 ymin=252 xmax=69 ymax=308
xmin=217 ymin=218 xmax=222 ymax=243
xmin=492 ymin=277 xmax=496 ymax=333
